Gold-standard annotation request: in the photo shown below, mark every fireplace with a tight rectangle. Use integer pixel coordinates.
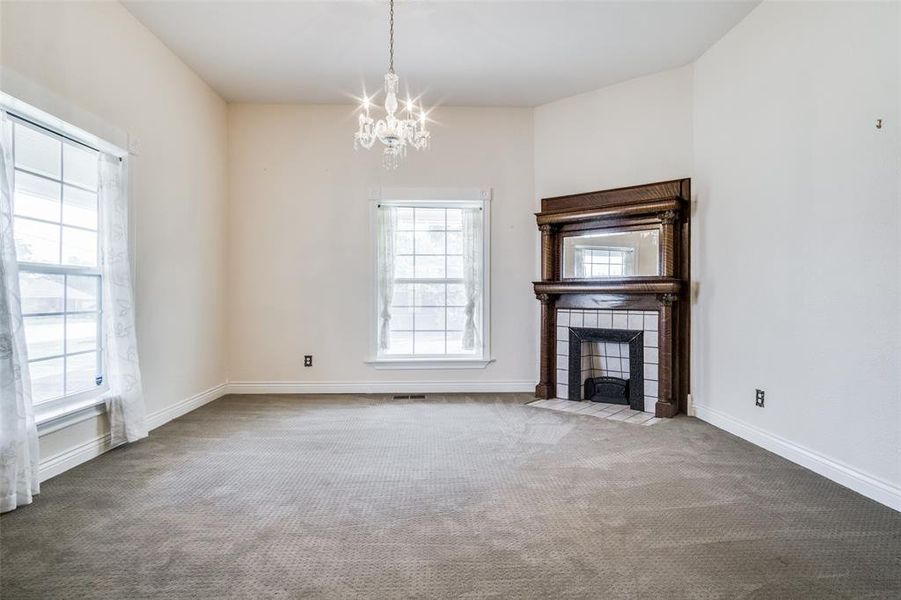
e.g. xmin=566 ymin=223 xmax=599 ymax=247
xmin=533 ymin=179 xmax=691 ymax=418
xmin=568 ymin=327 xmax=644 ymax=410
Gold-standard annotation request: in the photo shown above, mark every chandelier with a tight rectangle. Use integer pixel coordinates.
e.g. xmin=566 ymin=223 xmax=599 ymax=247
xmin=354 ymin=0 xmax=431 ymax=169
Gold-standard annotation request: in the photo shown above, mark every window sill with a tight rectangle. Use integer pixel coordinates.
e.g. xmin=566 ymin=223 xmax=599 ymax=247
xmin=365 ymin=357 xmax=495 ymax=370
xmin=35 ymin=394 xmax=108 ymax=436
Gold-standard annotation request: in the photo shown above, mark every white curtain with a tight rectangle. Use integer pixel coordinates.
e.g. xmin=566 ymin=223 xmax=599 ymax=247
xmin=377 ymin=206 xmax=396 ymax=351
xmin=99 ymin=154 xmax=147 ymax=447
xmin=0 ymin=110 xmax=40 ymax=513
xmin=462 ymin=207 xmax=483 ymax=351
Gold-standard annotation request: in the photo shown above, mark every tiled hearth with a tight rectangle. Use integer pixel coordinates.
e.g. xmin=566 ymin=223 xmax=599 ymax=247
xmin=527 ymin=399 xmax=662 ymax=425
xmin=556 ymin=308 xmax=659 ymax=411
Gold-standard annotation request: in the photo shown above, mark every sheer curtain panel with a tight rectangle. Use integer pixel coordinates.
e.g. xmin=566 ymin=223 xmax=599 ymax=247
xmin=0 ymin=110 xmax=39 ymax=513
xmin=377 ymin=206 xmax=397 ymax=350
xmin=99 ymin=154 xmax=147 ymax=446
xmin=462 ymin=207 xmax=483 ymax=351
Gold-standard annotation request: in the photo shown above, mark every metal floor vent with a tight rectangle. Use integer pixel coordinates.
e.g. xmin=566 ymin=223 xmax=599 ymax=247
xmin=393 ymin=394 xmax=427 ymax=400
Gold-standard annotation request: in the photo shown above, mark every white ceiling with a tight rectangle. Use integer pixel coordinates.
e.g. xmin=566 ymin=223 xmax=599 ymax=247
xmin=122 ymin=0 xmax=759 ymax=107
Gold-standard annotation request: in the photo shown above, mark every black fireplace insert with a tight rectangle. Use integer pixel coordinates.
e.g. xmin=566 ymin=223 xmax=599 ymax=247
xmin=568 ymin=327 xmax=644 ymax=411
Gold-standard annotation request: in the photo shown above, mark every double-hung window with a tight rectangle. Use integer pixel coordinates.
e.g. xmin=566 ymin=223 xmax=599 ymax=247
xmin=10 ymin=117 xmax=106 ymax=410
xmin=373 ymin=198 xmax=489 ymax=366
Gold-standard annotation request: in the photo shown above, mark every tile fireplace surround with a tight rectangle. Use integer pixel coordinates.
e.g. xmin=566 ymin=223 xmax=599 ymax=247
xmin=556 ymin=308 xmax=659 ymax=412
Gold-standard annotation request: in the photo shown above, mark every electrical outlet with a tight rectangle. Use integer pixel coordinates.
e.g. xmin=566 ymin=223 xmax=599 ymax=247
xmin=755 ymin=389 xmax=765 ymax=407
xmin=304 ymin=355 xmax=313 ymax=367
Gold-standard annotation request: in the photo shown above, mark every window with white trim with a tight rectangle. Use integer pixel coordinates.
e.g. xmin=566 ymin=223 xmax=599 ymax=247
xmin=374 ymin=201 xmax=488 ymax=361
xmin=11 ymin=118 xmax=105 ymax=405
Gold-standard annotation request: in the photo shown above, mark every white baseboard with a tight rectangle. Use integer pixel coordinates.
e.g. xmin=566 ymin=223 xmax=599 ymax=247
xmin=693 ymin=403 xmax=901 ymax=512
xmin=38 ymin=382 xmax=229 ymax=482
xmin=144 ymin=382 xmax=229 ymax=430
xmin=225 ymin=380 xmax=536 ymax=395
xmin=39 ymin=432 xmax=112 ymax=482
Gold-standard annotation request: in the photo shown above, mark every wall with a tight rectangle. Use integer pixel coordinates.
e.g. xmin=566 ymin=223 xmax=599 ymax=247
xmin=0 ymin=1 xmax=229 ymax=469
xmin=533 ymin=65 xmax=693 ymax=200
xmin=692 ymin=1 xmax=900 ymax=507
xmin=227 ymin=105 xmax=535 ymax=390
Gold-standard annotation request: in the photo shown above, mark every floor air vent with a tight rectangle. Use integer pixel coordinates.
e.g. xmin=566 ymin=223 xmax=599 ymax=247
xmin=393 ymin=394 xmax=427 ymax=400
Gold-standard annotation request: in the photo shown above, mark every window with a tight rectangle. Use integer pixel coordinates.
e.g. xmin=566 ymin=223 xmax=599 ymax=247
xmin=11 ymin=118 xmax=105 ymax=406
xmin=373 ymin=199 xmax=489 ymax=364
xmin=576 ymin=246 xmax=634 ymax=278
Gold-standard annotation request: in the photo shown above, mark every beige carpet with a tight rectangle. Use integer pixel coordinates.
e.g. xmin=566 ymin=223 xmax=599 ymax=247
xmin=2 ymin=394 xmax=899 ymax=599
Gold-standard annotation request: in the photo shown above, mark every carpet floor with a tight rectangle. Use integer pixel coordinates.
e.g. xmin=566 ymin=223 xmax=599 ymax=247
xmin=2 ymin=394 xmax=899 ymax=599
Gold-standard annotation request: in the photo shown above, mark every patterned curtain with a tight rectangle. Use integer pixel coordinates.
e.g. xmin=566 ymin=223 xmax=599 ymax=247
xmin=462 ymin=207 xmax=483 ymax=351
xmin=0 ymin=109 xmax=40 ymax=512
xmin=99 ymin=154 xmax=147 ymax=446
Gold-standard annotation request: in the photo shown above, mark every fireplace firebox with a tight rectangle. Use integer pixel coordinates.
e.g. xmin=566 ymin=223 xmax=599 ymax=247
xmin=568 ymin=327 xmax=644 ymax=410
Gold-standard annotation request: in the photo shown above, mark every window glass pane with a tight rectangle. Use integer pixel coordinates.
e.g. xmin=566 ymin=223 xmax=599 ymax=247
xmin=66 ymin=352 xmax=99 ymax=395
xmin=414 ymin=208 xmax=444 ymax=231
xmin=66 ymin=275 xmax=100 ymax=312
xmin=24 ymin=315 xmax=64 ymax=359
xmin=389 ymin=306 xmax=413 ymax=331
xmin=14 ymin=124 xmax=61 ymax=179
xmin=446 ymin=307 xmax=466 ymax=330
xmin=396 ymin=208 xmax=414 ymax=231
xmin=385 ymin=330 xmax=412 ymax=355
xmin=19 ymin=272 xmax=64 ymax=314
xmin=446 ymin=209 xmax=463 ymax=231
xmin=63 ymin=186 xmax=98 ymax=230
xmin=394 ymin=255 xmax=414 ymax=278
xmin=62 ymin=143 xmax=99 ymax=191
xmin=395 ymin=231 xmax=413 ymax=254
xmin=447 ymin=256 xmax=463 ymax=279
xmin=414 ymin=331 xmax=444 ymax=355
xmin=446 ymin=232 xmax=462 ymax=254
xmin=446 ymin=331 xmax=465 ymax=355
xmin=62 ymin=226 xmax=97 ymax=267
xmin=66 ymin=313 xmax=98 ymax=353
xmin=392 ymin=283 xmax=413 ymax=306
xmin=414 ymin=283 xmax=444 ymax=306
xmin=30 ymin=358 xmax=64 ymax=403
xmin=414 ymin=231 xmax=445 ymax=254
xmin=14 ymin=170 xmax=60 ymax=222
xmin=414 ymin=255 xmax=444 ymax=279
xmin=414 ymin=307 xmax=444 ymax=331
xmin=14 ymin=217 xmax=60 ymax=264
xmin=447 ymin=283 xmax=466 ymax=306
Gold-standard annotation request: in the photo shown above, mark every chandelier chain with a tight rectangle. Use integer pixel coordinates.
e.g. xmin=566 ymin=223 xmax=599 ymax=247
xmin=388 ymin=0 xmax=395 ymax=74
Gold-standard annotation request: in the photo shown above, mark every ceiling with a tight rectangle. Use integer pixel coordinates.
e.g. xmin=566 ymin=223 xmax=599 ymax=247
xmin=122 ymin=0 xmax=759 ymax=107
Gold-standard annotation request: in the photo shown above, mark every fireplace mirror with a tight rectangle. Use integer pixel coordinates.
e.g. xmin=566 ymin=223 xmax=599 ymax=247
xmin=561 ymin=229 xmax=660 ymax=279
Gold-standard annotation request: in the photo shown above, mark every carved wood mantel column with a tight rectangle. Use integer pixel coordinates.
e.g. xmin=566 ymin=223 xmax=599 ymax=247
xmin=655 ymin=292 xmax=678 ymax=418
xmin=659 ymin=210 xmax=677 ymax=278
xmin=534 ymin=293 xmax=557 ymax=398
xmin=539 ymin=223 xmax=556 ymax=281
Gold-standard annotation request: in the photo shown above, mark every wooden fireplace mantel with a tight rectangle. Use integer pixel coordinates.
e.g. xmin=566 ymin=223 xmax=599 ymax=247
xmin=533 ymin=179 xmax=691 ymax=418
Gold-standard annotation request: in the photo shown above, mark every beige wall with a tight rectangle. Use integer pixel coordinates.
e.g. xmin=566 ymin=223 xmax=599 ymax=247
xmin=692 ymin=0 xmax=900 ymax=499
xmin=0 ymin=2 xmax=229 ymax=461
xmin=227 ymin=104 xmax=536 ymax=387
xmin=534 ymin=65 xmax=693 ymax=200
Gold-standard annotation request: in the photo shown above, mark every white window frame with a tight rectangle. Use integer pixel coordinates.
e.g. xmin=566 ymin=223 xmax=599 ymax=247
xmin=3 ymin=94 xmax=128 ymax=428
xmin=367 ymin=187 xmax=493 ymax=370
